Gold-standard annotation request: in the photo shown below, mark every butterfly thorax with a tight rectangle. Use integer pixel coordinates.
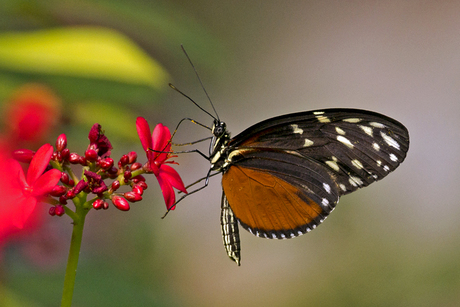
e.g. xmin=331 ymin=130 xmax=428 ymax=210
xmin=210 ymin=120 xmax=232 ymax=172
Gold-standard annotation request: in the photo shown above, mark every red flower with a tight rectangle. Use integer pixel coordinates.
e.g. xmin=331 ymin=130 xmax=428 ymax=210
xmin=4 ymin=144 xmax=61 ymax=229
xmin=136 ymin=117 xmax=187 ymax=210
xmin=4 ymin=84 xmax=61 ymax=146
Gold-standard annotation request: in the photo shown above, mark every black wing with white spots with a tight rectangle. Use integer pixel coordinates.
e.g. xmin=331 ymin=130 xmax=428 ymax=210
xmin=226 ymin=108 xmax=409 ymax=222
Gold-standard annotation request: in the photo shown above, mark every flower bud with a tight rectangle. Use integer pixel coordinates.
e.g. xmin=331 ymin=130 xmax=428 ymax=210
xmin=12 ymin=149 xmax=35 ymax=163
xmin=119 ymin=154 xmax=129 ymax=167
xmin=124 ymin=170 xmax=132 ymax=180
xmin=133 ymin=184 xmax=144 ymax=196
xmin=131 ymin=175 xmax=146 ymax=184
xmin=124 ymin=191 xmax=143 ymax=202
xmin=61 ymin=172 xmax=70 ymax=185
xmin=69 ymin=153 xmax=81 ymax=164
xmin=85 ymin=149 xmax=98 ymax=162
xmin=111 ymin=180 xmax=120 ymax=191
xmin=61 ymin=148 xmax=70 ymax=161
xmin=99 ymin=157 xmax=114 ymax=170
xmin=128 ymin=151 xmax=137 ymax=164
xmin=73 ymin=180 xmax=89 ymax=195
xmin=92 ymin=199 xmax=104 ymax=210
xmin=112 ymin=196 xmax=130 ymax=211
xmin=56 ymin=134 xmax=67 ymax=152
xmin=49 ymin=206 xmax=56 ymax=216
xmin=50 ymin=185 xmax=67 ymax=197
xmin=137 ymin=181 xmax=148 ymax=190
xmin=130 ymin=162 xmax=142 ymax=171
xmin=55 ymin=205 xmax=65 ymax=216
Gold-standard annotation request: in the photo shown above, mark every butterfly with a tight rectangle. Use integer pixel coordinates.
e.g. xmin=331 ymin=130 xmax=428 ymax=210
xmin=168 ymin=48 xmax=409 ymax=266
xmin=211 ymin=109 xmax=409 ymax=265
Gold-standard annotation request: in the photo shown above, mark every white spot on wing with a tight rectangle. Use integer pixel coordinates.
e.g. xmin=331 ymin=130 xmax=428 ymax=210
xmin=370 ymin=122 xmax=386 ymax=128
xmin=351 ymin=159 xmax=363 ymax=169
xmin=337 ymin=135 xmax=354 ymax=148
xmin=303 ymin=138 xmax=314 ymax=147
xmin=343 ymin=118 xmax=361 ymax=123
xmin=349 ymin=176 xmax=363 ymax=187
xmin=335 ymin=127 xmax=346 ymax=135
xmin=321 ymin=198 xmax=329 ymax=206
xmin=291 ymin=124 xmax=303 ymax=134
xmin=326 ymin=160 xmax=340 ymax=172
xmin=383 ymin=165 xmax=390 ymax=172
xmin=339 ymin=184 xmax=347 ymax=191
xmin=373 ymin=142 xmax=380 ymax=151
xmin=316 ymin=115 xmax=331 ymax=123
xmin=380 ymin=131 xmax=400 ymax=150
xmin=313 ymin=111 xmax=325 ymax=115
xmin=323 ymin=183 xmax=331 ymax=194
xmin=359 ymin=125 xmax=373 ymax=136
xmin=389 ymin=153 xmax=398 ymax=162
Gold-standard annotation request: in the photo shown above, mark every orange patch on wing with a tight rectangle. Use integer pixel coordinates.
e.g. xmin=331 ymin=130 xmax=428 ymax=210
xmin=222 ymin=165 xmax=323 ymax=232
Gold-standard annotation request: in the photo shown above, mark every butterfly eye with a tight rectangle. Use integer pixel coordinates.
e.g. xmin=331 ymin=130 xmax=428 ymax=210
xmin=213 ymin=121 xmax=226 ymax=137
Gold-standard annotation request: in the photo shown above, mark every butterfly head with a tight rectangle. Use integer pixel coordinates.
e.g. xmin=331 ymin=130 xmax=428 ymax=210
xmin=212 ymin=120 xmax=227 ymax=138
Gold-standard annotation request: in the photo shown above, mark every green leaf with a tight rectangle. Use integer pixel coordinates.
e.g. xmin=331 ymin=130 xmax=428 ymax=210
xmin=0 ymin=27 xmax=168 ymax=90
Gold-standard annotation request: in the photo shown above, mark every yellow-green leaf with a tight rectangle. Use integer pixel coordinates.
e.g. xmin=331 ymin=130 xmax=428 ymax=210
xmin=0 ymin=27 xmax=168 ymax=89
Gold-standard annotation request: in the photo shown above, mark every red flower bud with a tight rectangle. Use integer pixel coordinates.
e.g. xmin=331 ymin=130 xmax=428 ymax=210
xmin=124 ymin=191 xmax=142 ymax=202
xmin=85 ymin=149 xmax=98 ymax=162
xmin=128 ymin=151 xmax=137 ymax=164
xmin=55 ymin=205 xmax=65 ymax=216
xmin=49 ymin=206 xmax=56 ymax=216
xmin=61 ymin=148 xmax=70 ymax=161
xmin=73 ymin=180 xmax=89 ymax=195
xmin=112 ymin=196 xmax=130 ymax=211
xmin=124 ymin=170 xmax=132 ymax=180
xmin=130 ymin=162 xmax=142 ymax=171
xmin=137 ymin=181 xmax=148 ymax=190
xmin=102 ymin=201 xmax=109 ymax=210
xmin=61 ymin=172 xmax=70 ymax=185
xmin=69 ymin=153 xmax=81 ymax=164
xmin=12 ymin=149 xmax=35 ymax=163
xmin=99 ymin=157 xmax=114 ymax=170
xmin=111 ymin=180 xmax=120 ymax=191
xmin=119 ymin=154 xmax=129 ymax=167
xmin=131 ymin=175 xmax=146 ymax=184
xmin=133 ymin=184 xmax=144 ymax=196
xmin=50 ymin=185 xmax=67 ymax=197
xmin=92 ymin=199 xmax=104 ymax=210
xmin=56 ymin=134 xmax=67 ymax=152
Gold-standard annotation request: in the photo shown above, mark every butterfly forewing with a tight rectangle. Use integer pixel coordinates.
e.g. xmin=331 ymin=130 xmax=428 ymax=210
xmin=222 ymin=108 xmax=409 ymax=240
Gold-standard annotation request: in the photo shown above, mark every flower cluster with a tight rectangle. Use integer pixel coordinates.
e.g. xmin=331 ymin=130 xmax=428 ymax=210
xmin=9 ymin=119 xmax=187 ymax=227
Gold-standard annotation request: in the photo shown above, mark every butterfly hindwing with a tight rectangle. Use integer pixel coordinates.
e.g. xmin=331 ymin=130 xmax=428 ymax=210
xmin=222 ymin=150 xmax=340 ymax=239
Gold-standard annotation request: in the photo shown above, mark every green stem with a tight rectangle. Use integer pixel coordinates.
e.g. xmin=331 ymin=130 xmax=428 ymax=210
xmin=60 ymin=200 xmax=89 ymax=307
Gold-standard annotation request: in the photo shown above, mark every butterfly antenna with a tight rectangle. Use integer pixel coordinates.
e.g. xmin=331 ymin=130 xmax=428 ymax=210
xmin=169 ymin=83 xmax=216 ymax=120
xmin=180 ymin=45 xmax=220 ymax=121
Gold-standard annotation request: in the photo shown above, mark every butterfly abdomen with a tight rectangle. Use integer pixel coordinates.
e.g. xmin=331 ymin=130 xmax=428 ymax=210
xmin=221 ymin=193 xmax=241 ymax=265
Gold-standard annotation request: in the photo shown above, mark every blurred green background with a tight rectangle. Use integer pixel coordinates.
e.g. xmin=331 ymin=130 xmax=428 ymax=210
xmin=1 ymin=1 xmax=459 ymax=306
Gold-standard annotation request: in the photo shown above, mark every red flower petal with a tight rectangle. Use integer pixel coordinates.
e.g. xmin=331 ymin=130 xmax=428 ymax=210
xmin=159 ymin=165 xmax=187 ymax=194
xmin=157 ymin=174 xmax=175 ymax=210
xmin=136 ymin=117 xmax=153 ymax=152
xmin=151 ymin=123 xmax=171 ymax=162
xmin=9 ymin=159 xmax=28 ymax=190
xmin=26 ymin=144 xmax=53 ymax=185
xmin=32 ymin=169 xmax=62 ymax=196
xmin=11 ymin=196 xmax=37 ymax=229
